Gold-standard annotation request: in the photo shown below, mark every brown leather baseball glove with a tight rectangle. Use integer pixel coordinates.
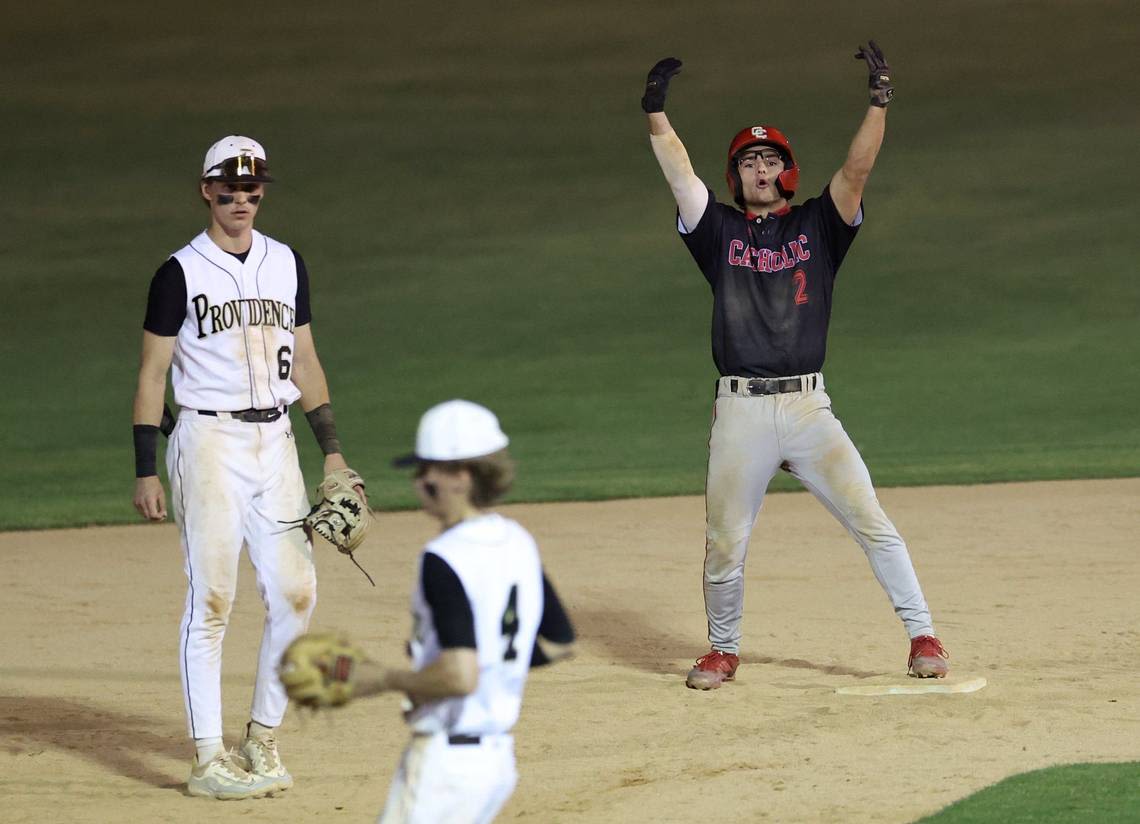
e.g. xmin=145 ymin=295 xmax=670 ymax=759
xmin=304 ymin=468 xmax=371 ymax=554
xmin=279 ymin=632 xmax=365 ymax=709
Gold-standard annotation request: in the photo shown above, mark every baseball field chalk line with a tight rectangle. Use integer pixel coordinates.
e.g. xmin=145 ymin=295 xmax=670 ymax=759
xmin=836 ymin=676 xmax=987 ymax=696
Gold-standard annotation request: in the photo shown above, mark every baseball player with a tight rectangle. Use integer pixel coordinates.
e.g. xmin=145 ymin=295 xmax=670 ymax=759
xmin=353 ymin=399 xmax=574 ymax=823
xmin=641 ymin=43 xmax=950 ymax=690
xmin=131 ymin=135 xmax=364 ymax=798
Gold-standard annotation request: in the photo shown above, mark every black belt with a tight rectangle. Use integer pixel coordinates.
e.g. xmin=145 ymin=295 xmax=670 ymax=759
xmin=447 ymin=734 xmax=481 ymax=746
xmin=725 ymin=376 xmax=816 ymax=396
xmin=197 ymin=406 xmax=285 ymax=423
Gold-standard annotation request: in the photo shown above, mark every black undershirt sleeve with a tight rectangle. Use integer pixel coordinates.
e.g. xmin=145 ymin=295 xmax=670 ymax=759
xmin=143 ymin=258 xmax=187 ymax=336
xmin=531 ymin=572 xmax=575 ymax=667
xmin=293 ymin=249 xmax=311 ymax=326
xmin=421 ymin=553 xmax=477 ymax=649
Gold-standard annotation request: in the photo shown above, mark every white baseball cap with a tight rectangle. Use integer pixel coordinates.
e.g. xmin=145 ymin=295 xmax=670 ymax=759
xmin=201 ymin=135 xmax=274 ymax=182
xmin=393 ymin=400 xmax=510 ymax=466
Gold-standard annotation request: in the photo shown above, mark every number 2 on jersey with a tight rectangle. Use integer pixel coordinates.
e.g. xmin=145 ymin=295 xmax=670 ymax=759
xmin=793 ymin=269 xmax=809 ymax=305
xmin=500 ymin=584 xmax=520 ymax=661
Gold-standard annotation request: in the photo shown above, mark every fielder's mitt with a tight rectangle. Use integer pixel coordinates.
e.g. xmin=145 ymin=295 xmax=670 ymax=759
xmin=279 ymin=632 xmax=364 ymax=709
xmin=303 ymin=468 xmax=376 ymax=586
xmin=305 ymin=468 xmax=370 ymax=552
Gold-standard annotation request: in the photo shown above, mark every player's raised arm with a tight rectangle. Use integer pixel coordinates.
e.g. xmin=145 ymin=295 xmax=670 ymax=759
xmin=829 ymin=40 xmax=894 ymax=225
xmin=643 ymin=58 xmax=708 ymax=231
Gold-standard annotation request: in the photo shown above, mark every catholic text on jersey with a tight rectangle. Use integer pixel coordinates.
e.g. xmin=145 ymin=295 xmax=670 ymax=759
xmin=727 ymin=234 xmax=812 ymax=273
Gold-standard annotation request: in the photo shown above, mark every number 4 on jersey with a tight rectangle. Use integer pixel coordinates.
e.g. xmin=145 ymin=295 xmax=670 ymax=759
xmin=501 ymin=584 xmax=520 ymax=661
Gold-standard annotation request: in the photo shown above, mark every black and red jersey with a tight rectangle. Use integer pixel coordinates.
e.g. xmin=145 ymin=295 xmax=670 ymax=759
xmin=679 ymin=185 xmax=859 ymax=378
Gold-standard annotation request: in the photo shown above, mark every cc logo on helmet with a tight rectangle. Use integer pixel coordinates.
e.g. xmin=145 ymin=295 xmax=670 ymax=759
xmin=750 ymin=127 xmax=768 ymax=139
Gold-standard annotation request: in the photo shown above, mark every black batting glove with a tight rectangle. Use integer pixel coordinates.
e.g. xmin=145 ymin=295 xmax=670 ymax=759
xmin=641 ymin=57 xmax=682 ymax=113
xmin=855 ymin=40 xmax=893 ymax=107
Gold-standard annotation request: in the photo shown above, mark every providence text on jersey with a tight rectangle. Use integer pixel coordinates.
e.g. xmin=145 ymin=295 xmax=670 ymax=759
xmin=191 ymin=294 xmax=296 ymax=339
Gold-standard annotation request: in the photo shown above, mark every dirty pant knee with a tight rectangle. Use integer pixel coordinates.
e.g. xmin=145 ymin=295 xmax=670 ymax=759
xmin=263 ymin=580 xmax=317 ymax=677
xmin=185 ymin=585 xmax=235 ymax=661
xmin=703 ymin=525 xmax=752 ymax=583
xmin=181 ymin=586 xmax=235 ymax=740
xmin=250 ymin=581 xmax=317 ymax=727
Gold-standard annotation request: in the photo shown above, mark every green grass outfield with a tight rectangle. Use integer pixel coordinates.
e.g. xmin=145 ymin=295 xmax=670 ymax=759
xmin=2 ymin=0 xmax=1137 ymax=531
xmin=915 ymin=762 xmax=1140 ymax=824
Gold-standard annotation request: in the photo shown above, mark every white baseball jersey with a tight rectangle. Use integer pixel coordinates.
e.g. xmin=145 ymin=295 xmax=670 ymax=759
xmin=406 ymin=514 xmax=544 ymax=737
xmin=167 ymin=229 xmax=302 ymax=411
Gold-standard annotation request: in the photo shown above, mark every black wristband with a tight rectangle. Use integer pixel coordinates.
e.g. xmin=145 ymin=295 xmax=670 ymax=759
xmin=133 ymin=424 xmax=160 ymax=478
xmin=305 ymin=403 xmax=343 ymax=456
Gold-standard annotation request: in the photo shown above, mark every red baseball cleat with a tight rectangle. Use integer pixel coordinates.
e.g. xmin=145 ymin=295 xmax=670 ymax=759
xmin=908 ymin=635 xmax=950 ymax=678
xmin=686 ymin=649 xmax=740 ymax=690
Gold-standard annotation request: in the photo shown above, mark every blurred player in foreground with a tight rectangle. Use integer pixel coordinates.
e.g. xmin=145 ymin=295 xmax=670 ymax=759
xmin=281 ymin=400 xmax=574 ymax=823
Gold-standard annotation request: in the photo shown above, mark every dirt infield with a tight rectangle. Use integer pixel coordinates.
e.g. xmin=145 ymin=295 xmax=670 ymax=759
xmin=1 ymin=478 xmax=1137 ymax=823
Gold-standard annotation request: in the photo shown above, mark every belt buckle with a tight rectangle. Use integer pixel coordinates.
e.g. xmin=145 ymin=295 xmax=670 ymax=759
xmin=747 ymin=378 xmax=776 ymax=396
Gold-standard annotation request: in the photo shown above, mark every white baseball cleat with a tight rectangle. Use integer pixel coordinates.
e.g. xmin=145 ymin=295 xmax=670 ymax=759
xmin=236 ymin=733 xmax=294 ymax=792
xmin=187 ymin=750 xmax=279 ymax=800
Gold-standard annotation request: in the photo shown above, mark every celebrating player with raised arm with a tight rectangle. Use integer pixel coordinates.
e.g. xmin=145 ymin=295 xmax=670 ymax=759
xmin=642 ymin=43 xmax=950 ymax=690
xmin=280 ymin=400 xmax=575 ymax=823
xmin=131 ymin=136 xmax=365 ymax=799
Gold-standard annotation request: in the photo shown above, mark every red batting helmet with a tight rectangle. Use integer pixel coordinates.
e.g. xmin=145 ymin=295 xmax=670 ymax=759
xmin=725 ymin=125 xmax=799 ymax=205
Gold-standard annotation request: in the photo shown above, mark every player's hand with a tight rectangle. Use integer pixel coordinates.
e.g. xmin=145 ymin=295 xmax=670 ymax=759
xmin=854 ymin=40 xmax=893 ymax=107
xmin=642 ymin=57 xmax=683 ymax=113
xmin=133 ymin=475 xmax=167 ymax=521
xmin=323 ymin=453 xmax=366 ymax=503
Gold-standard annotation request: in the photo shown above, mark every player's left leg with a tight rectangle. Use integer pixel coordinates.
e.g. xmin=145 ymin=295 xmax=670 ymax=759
xmin=778 ymin=389 xmax=939 ymax=646
xmin=243 ymin=417 xmax=316 ymax=751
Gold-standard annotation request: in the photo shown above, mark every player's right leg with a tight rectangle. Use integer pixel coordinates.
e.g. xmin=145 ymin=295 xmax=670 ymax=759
xmin=692 ymin=387 xmax=781 ymax=687
xmin=169 ymin=413 xmax=252 ymax=740
xmin=168 ymin=412 xmax=267 ymax=798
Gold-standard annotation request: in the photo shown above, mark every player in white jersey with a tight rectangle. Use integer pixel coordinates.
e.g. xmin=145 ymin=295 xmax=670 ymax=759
xmin=349 ymin=400 xmax=574 ymax=823
xmin=131 ymin=135 xmax=364 ymax=800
